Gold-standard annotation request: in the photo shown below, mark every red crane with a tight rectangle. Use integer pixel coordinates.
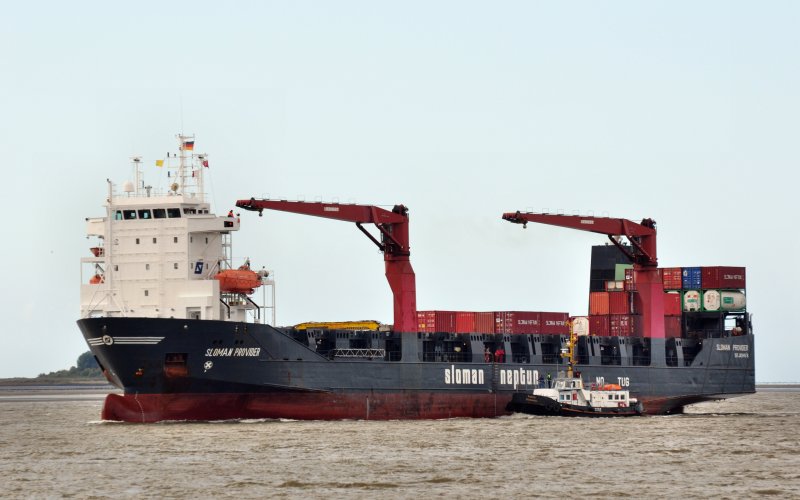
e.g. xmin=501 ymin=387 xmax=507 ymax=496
xmin=502 ymin=211 xmax=665 ymax=339
xmin=236 ymin=198 xmax=417 ymax=333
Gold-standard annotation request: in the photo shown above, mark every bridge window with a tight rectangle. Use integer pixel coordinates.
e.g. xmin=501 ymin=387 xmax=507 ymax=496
xmin=123 ymin=209 xmax=137 ymax=220
xmin=153 ymin=208 xmax=167 ymax=219
xmin=114 ymin=210 xmax=123 ymax=220
xmin=138 ymin=209 xmax=152 ymax=219
xmin=167 ymin=208 xmax=181 ymax=218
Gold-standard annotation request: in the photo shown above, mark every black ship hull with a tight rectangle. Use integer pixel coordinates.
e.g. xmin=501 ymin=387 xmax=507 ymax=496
xmin=78 ymin=317 xmax=755 ymax=422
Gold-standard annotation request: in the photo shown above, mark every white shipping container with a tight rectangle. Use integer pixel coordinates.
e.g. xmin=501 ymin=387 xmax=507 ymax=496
xmin=720 ymin=291 xmax=746 ymax=311
xmin=572 ymin=316 xmax=590 ymax=336
xmin=703 ymin=290 xmax=721 ymax=311
xmin=683 ymin=290 xmax=701 ymax=312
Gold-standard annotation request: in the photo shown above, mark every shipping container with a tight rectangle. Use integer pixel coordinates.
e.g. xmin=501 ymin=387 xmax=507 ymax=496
xmin=664 ymin=292 xmax=682 ymax=316
xmin=589 ymin=292 xmax=610 ymax=315
xmin=571 ymin=316 xmax=590 ymax=336
xmin=417 ymin=310 xmax=457 ymax=333
xmin=495 ymin=311 xmax=541 ymax=334
xmin=608 ymin=291 xmax=630 ymax=314
xmin=703 ymin=290 xmax=747 ymax=312
xmin=605 ymin=280 xmax=625 ymax=291
xmin=661 ymin=267 xmax=683 ymax=290
xmin=624 ymin=267 xmax=637 ymax=291
xmin=702 ymin=266 xmax=746 ymax=289
xmin=664 ymin=316 xmax=681 ymax=338
xmin=589 ymin=315 xmax=609 ymax=336
xmin=540 ymin=312 xmax=569 ymax=335
xmin=682 ymin=267 xmax=702 ymax=289
xmin=632 ymin=315 xmax=644 ymax=337
xmin=454 ymin=312 xmax=476 ymax=333
xmin=610 ymin=314 xmax=633 ymax=337
xmin=474 ymin=312 xmax=495 ymax=333
xmin=615 ymin=263 xmax=633 ymax=281
xmin=683 ymin=290 xmax=701 ymax=312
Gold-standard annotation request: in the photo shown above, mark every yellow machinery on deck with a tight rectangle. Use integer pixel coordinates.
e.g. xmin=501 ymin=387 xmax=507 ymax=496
xmin=293 ymin=320 xmax=382 ymax=331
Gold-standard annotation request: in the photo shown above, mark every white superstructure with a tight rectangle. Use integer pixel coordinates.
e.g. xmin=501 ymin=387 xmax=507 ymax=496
xmin=80 ymin=135 xmax=274 ymax=323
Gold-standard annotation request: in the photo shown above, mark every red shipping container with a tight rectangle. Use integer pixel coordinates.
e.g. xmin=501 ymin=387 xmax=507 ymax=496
xmin=589 ymin=292 xmax=610 ymax=315
xmin=474 ymin=312 xmax=495 ymax=333
xmin=589 ymin=315 xmax=609 ymax=336
xmin=664 ymin=316 xmax=681 ymax=338
xmin=540 ymin=312 xmax=569 ymax=335
xmin=702 ymin=266 xmax=746 ymax=289
xmin=608 ymin=291 xmax=630 ymax=315
xmin=454 ymin=312 xmax=476 ymax=333
xmin=610 ymin=314 xmax=633 ymax=337
xmin=632 ymin=315 xmax=643 ymax=337
xmin=496 ymin=311 xmax=541 ymax=334
xmin=417 ymin=311 xmax=456 ymax=333
xmin=624 ymin=268 xmax=637 ymax=291
xmin=664 ymin=292 xmax=681 ymax=316
xmin=661 ymin=267 xmax=683 ymax=290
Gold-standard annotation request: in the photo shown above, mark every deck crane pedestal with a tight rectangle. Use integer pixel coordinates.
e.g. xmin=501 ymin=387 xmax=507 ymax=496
xmin=236 ymin=198 xmax=417 ymax=333
xmin=502 ymin=211 xmax=666 ymax=341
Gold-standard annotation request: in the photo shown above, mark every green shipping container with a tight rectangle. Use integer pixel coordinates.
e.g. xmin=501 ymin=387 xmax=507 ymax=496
xmin=615 ymin=263 xmax=633 ymax=281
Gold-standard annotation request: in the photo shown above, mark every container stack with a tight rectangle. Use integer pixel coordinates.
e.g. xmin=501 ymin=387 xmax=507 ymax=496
xmin=416 ymin=310 xmax=569 ymax=335
xmin=625 ymin=265 xmax=747 ymax=338
xmin=586 ymin=285 xmax=635 ymax=336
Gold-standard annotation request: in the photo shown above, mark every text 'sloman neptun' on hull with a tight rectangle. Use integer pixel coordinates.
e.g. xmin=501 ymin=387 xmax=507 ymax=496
xmin=78 ymin=136 xmax=755 ymax=422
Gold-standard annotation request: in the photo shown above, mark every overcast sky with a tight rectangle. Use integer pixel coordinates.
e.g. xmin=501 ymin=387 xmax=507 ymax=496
xmin=1 ymin=1 xmax=797 ymax=381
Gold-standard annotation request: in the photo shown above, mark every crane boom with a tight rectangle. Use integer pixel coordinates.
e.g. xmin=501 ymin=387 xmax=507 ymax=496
xmin=502 ymin=211 xmax=658 ymax=267
xmin=236 ymin=198 xmax=417 ymax=333
xmin=503 ymin=211 xmax=665 ymax=339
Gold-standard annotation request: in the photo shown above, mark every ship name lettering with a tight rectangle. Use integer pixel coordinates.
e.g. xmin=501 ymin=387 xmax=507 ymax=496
xmin=716 ymin=344 xmax=731 ymax=351
xmin=499 ymin=368 xmax=537 ymax=389
xmin=444 ymin=366 xmax=485 ymax=385
xmin=732 ymin=345 xmax=748 ymax=352
xmin=734 ymin=352 xmax=749 ymax=358
xmin=204 ymin=347 xmax=261 ymax=357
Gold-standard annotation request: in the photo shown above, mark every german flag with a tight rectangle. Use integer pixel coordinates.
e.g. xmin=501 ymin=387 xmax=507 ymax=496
xmin=182 ymin=141 xmax=195 ymax=151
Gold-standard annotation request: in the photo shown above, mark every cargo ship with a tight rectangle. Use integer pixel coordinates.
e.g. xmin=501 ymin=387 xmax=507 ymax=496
xmin=77 ymin=137 xmax=755 ymax=422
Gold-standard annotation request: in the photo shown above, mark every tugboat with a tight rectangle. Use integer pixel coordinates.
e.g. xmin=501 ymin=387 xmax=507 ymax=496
xmin=508 ymin=323 xmax=644 ymax=417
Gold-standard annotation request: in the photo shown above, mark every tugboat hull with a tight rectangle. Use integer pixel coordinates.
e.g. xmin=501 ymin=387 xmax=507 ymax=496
xmin=508 ymin=393 xmax=643 ymax=417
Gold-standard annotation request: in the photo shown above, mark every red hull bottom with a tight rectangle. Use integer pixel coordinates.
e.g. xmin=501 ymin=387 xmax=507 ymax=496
xmin=101 ymin=391 xmax=697 ymax=423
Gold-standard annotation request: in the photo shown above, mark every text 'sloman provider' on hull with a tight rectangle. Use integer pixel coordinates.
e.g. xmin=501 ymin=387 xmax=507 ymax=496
xmin=78 ymin=136 xmax=755 ymax=422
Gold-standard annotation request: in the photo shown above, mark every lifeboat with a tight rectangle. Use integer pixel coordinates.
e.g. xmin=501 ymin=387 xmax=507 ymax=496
xmin=89 ymin=274 xmax=104 ymax=284
xmin=214 ymin=269 xmax=262 ymax=294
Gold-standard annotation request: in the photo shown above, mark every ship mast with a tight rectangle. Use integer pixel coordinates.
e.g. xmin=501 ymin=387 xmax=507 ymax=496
xmin=175 ymin=133 xmax=204 ymax=201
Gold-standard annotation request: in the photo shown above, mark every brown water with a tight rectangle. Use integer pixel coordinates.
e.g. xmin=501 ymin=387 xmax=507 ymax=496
xmin=1 ymin=388 xmax=798 ymax=498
